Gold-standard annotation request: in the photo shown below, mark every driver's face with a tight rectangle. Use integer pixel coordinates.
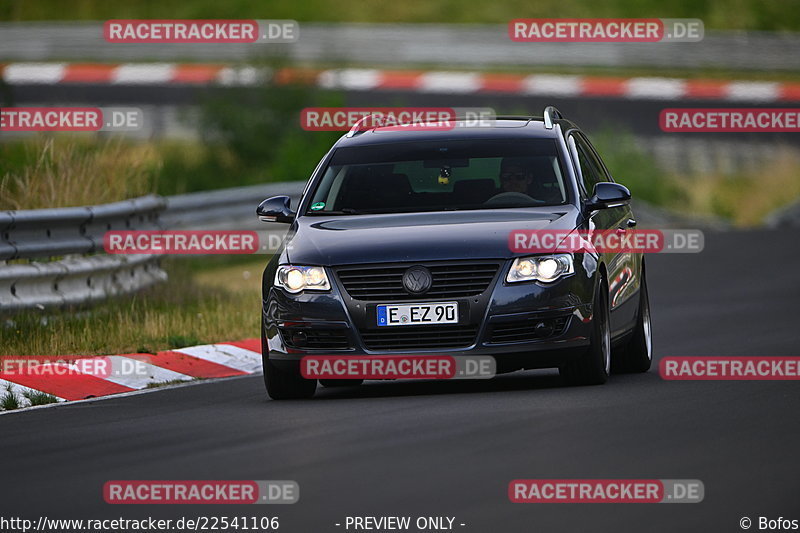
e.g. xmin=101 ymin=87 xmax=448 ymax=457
xmin=499 ymin=165 xmax=532 ymax=193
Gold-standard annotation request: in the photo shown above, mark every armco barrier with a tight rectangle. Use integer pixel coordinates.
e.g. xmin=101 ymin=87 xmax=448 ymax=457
xmin=0 ymin=181 xmax=304 ymax=312
xmin=161 ymin=182 xmax=304 ymax=229
xmin=1 ymin=195 xmax=164 ymax=260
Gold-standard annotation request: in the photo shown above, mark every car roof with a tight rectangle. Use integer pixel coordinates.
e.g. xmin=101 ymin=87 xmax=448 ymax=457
xmin=333 ymin=117 xmax=581 ymax=148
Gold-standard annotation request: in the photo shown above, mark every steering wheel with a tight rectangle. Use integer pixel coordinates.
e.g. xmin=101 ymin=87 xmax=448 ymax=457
xmin=484 ymin=191 xmax=544 ymax=206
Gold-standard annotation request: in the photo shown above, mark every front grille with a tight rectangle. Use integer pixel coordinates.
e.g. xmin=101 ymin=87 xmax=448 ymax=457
xmin=360 ymin=325 xmax=479 ymax=350
xmin=488 ymin=316 xmax=570 ymax=344
xmin=336 ymin=262 xmax=500 ymax=301
xmin=279 ymin=327 xmax=351 ymax=350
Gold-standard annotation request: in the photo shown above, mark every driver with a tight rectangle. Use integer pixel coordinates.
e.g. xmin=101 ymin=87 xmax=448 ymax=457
xmin=498 ymin=157 xmax=534 ymax=194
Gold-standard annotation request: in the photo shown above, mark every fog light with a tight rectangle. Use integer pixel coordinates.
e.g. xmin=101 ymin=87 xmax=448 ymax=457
xmin=290 ymin=331 xmax=308 ymax=347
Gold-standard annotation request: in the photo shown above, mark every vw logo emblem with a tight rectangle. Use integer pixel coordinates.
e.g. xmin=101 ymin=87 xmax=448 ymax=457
xmin=402 ymin=266 xmax=432 ymax=294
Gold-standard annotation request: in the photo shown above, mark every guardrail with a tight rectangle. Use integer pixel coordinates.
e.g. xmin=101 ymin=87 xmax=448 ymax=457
xmin=161 ymin=182 xmax=304 ymax=229
xmin=0 ymin=181 xmax=304 ymax=312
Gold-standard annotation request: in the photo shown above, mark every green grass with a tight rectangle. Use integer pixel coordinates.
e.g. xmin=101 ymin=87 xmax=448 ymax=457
xmin=165 ymin=334 xmax=202 ymax=350
xmin=0 ymin=137 xmax=160 ymax=210
xmin=590 ymin=129 xmax=687 ymax=207
xmin=675 ymin=152 xmax=800 ymax=226
xmin=21 ymin=390 xmax=59 ymax=406
xmin=1 ymin=385 xmax=20 ymax=410
xmin=0 ymin=83 xmax=344 ymax=208
xmin=0 ymin=385 xmax=59 ymax=411
xmin=2 ymin=0 xmax=799 ymax=31
xmin=591 ymin=129 xmax=800 ymax=226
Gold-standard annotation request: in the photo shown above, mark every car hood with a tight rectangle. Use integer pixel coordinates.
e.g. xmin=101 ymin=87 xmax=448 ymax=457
xmin=284 ymin=208 xmax=581 ymax=265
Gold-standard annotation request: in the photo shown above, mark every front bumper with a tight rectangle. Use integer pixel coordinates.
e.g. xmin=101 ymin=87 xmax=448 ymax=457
xmin=264 ymin=258 xmax=597 ymax=372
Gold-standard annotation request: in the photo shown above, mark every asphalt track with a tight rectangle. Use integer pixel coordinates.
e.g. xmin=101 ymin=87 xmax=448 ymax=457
xmin=2 ymin=228 xmax=799 ymax=532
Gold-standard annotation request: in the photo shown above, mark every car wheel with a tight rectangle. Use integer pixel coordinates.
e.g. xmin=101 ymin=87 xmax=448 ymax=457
xmin=263 ymin=357 xmax=317 ymax=400
xmin=319 ymin=379 xmax=364 ymax=388
xmin=261 ymin=323 xmax=317 ymax=400
xmin=560 ymin=279 xmax=610 ymax=386
xmin=612 ymin=270 xmax=653 ymax=374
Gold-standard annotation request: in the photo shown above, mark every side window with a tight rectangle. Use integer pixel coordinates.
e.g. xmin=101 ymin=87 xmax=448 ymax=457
xmin=578 ymin=133 xmax=613 ymax=182
xmin=571 ymin=133 xmax=606 ymax=196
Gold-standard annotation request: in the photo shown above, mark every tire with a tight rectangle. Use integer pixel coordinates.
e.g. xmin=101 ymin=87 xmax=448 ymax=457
xmin=560 ymin=279 xmax=611 ymax=386
xmin=612 ymin=270 xmax=653 ymax=374
xmin=320 ymin=379 xmax=364 ymax=388
xmin=261 ymin=323 xmax=317 ymax=400
xmin=263 ymin=357 xmax=317 ymax=399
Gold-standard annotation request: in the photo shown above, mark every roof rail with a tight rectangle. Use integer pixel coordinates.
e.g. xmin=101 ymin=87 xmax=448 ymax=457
xmin=543 ymin=106 xmax=563 ymax=130
xmin=345 ymin=114 xmax=385 ymax=137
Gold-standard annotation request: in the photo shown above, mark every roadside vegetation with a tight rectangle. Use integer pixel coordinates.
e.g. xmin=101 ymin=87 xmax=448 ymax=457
xmin=1 ymin=385 xmax=20 ymax=410
xmin=0 ymin=384 xmax=60 ymax=412
xmin=0 ymin=256 xmax=264 ymax=357
xmin=0 ymin=137 xmax=160 ymax=210
xmin=21 ymin=390 xmax=59 ymax=406
xmin=592 ymin=131 xmax=800 ymax=227
xmin=0 ymin=82 xmax=343 ymax=208
xmin=2 ymin=0 xmax=799 ymax=31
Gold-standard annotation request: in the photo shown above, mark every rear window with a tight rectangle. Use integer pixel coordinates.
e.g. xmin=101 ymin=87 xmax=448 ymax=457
xmin=305 ymin=138 xmax=568 ymax=215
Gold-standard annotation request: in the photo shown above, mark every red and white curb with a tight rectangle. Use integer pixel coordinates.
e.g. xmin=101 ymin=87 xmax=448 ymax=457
xmin=0 ymin=338 xmax=261 ymax=409
xmin=2 ymin=63 xmax=800 ymax=102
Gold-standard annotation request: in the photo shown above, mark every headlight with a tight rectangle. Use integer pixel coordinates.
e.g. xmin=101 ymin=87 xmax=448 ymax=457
xmin=507 ymin=254 xmax=574 ymax=283
xmin=275 ymin=265 xmax=330 ymax=293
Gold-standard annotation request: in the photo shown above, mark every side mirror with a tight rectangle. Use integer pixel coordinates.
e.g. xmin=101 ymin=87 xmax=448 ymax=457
xmin=586 ymin=182 xmax=631 ymax=211
xmin=256 ymin=196 xmax=295 ymax=224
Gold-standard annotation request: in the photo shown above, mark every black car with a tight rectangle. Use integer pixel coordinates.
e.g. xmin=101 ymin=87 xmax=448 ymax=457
xmin=257 ymin=106 xmax=652 ymax=399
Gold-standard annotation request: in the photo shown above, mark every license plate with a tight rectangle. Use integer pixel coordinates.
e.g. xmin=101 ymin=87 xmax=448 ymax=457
xmin=377 ymin=302 xmax=458 ymax=326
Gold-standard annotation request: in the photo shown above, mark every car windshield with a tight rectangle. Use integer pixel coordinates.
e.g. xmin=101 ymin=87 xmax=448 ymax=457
xmin=305 ymin=138 xmax=568 ymax=215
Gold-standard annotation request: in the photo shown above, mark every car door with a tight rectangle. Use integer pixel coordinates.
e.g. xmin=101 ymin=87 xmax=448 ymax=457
xmin=569 ymin=132 xmax=638 ymax=338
